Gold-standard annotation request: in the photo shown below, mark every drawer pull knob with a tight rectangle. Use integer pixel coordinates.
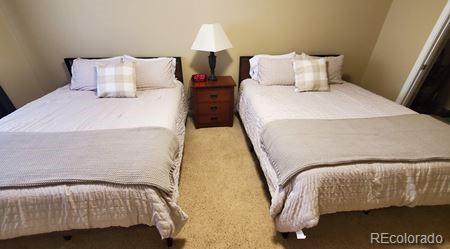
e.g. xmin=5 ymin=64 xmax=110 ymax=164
xmin=210 ymin=106 xmax=218 ymax=111
xmin=210 ymin=116 xmax=218 ymax=121
xmin=209 ymin=94 xmax=218 ymax=99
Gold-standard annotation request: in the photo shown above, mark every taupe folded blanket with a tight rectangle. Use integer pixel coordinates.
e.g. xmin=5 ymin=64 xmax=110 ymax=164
xmin=261 ymin=114 xmax=450 ymax=186
xmin=0 ymin=127 xmax=179 ymax=194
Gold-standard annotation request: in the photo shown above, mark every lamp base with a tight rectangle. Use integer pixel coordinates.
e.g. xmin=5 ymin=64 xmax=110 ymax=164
xmin=208 ymin=51 xmax=218 ymax=81
xmin=208 ymin=75 xmax=218 ymax=81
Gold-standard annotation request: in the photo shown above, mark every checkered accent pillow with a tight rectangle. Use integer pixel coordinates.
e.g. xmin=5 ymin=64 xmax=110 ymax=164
xmin=96 ymin=61 xmax=137 ymax=98
xmin=293 ymin=58 xmax=329 ymax=92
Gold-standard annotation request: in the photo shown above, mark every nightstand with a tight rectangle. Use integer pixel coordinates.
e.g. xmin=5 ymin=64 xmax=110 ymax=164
xmin=190 ymin=76 xmax=236 ymax=128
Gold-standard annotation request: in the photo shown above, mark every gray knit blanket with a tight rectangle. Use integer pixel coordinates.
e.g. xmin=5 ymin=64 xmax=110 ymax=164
xmin=261 ymin=114 xmax=450 ymax=186
xmin=0 ymin=127 xmax=179 ymax=194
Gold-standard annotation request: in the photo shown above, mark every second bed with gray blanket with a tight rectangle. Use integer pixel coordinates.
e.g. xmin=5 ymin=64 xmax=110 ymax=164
xmin=261 ymin=114 xmax=450 ymax=187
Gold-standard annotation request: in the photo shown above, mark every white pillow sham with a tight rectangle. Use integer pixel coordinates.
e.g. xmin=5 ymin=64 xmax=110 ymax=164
xmin=123 ymin=55 xmax=176 ymax=89
xmin=297 ymin=53 xmax=344 ymax=83
xmin=249 ymin=52 xmax=295 ymax=81
xmin=258 ymin=57 xmax=295 ymax=85
xmin=70 ymin=56 xmax=123 ymax=91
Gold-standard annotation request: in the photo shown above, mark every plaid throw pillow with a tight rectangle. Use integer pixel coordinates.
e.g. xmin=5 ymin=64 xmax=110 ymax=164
xmin=293 ymin=58 xmax=329 ymax=92
xmin=96 ymin=61 xmax=137 ymax=98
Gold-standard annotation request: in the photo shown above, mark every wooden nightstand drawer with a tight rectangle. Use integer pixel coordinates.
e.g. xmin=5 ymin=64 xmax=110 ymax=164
xmin=197 ymin=102 xmax=231 ymax=115
xmin=196 ymin=88 xmax=232 ymax=103
xmin=197 ymin=113 xmax=229 ymax=124
xmin=191 ymin=76 xmax=235 ymax=128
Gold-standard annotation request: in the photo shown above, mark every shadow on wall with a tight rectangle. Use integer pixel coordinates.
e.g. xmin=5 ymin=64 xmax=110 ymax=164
xmin=190 ymin=50 xmax=233 ymax=77
xmin=360 ymin=58 xmax=389 ymax=97
xmin=342 ymin=73 xmax=352 ymax=83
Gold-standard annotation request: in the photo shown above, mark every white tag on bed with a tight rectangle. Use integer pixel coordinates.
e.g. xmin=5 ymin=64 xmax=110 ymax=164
xmin=296 ymin=230 xmax=306 ymax=239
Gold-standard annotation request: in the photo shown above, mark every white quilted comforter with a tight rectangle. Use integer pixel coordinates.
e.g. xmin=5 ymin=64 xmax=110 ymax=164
xmin=0 ymin=82 xmax=188 ymax=240
xmin=238 ymin=79 xmax=450 ymax=232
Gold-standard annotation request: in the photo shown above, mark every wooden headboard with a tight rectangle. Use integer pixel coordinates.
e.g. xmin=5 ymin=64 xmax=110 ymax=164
xmin=238 ymin=54 xmax=340 ymax=84
xmin=238 ymin=56 xmax=253 ymax=84
xmin=64 ymin=56 xmax=184 ymax=83
xmin=0 ymin=85 xmax=16 ymax=119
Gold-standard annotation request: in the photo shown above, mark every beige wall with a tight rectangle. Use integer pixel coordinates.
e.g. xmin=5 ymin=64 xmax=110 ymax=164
xmin=361 ymin=0 xmax=447 ymax=101
xmin=0 ymin=2 xmax=44 ymax=107
xmin=0 ymin=0 xmax=393 ymax=105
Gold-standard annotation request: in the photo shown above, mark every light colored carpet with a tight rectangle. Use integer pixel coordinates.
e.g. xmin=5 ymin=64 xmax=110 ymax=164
xmin=1 ymin=116 xmax=449 ymax=249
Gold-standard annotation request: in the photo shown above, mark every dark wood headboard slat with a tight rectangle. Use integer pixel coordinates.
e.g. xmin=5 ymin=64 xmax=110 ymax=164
xmin=238 ymin=54 xmax=340 ymax=85
xmin=0 ymin=85 xmax=16 ymax=119
xmin=64 ymin=57 xmax=183 ymax=83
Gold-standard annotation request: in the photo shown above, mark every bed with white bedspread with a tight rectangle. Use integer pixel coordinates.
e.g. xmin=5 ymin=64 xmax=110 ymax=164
xmin=0 ymin=81 xmax=187 ymax=240
xmin=238 ymin=78 xmax=450 ymax=233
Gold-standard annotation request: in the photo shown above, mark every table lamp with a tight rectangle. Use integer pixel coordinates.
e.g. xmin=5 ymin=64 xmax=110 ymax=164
xmin=191 ymin=23 xmax=233 ymax=81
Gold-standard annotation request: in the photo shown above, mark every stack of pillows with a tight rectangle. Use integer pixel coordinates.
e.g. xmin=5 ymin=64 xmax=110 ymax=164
xmin=70 ymin=55 xmax=177 ymax=98
xmin=249 ymin=52 xmax=345 ymax=92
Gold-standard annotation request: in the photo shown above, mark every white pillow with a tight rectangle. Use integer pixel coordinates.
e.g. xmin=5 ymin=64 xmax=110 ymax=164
xmin=297 ymin=53 xmax=344 ymax=83
xmin=123 ymin=55 xmax=176 ymax=89
xmin=258 ymin=57 xmax=295 ymax=85
xmin=249 ymin=52 xmax=295 ymax=81
xmin=70 ymin=56 xmax=123 ymax=91
xmin=294 ymin=58 xmax=329 ymax=92
xmin=96 ymin=61 xmax=137 ymax=98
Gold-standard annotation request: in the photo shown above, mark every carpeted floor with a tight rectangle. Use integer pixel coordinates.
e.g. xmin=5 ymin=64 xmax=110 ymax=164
xmin=1 ymin=116 xmax=449 ymax=249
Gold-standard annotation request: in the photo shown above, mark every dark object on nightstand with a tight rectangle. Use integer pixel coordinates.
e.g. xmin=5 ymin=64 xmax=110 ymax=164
xmin=191 ymin=76 xmax=235 ymax=128
xmin=208 ymin=52 xmax=217 ymax=81
xmin=0 ymin=85 xmax=16 ymax=119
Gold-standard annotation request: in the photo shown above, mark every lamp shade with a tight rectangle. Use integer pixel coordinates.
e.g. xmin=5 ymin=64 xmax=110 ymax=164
xmin=191 ymin=23 xmax=233 ymax=52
